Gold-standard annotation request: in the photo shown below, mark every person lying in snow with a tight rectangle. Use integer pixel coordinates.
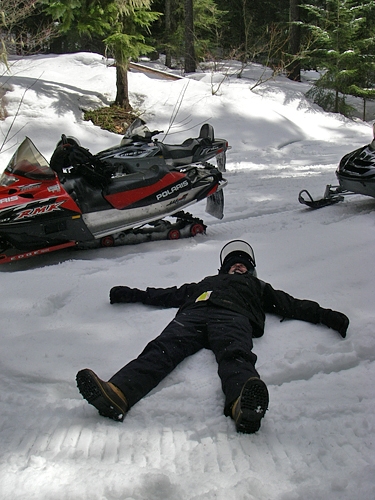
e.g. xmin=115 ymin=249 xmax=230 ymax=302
xmin=76 ymin=240 xmax=349 ymax=434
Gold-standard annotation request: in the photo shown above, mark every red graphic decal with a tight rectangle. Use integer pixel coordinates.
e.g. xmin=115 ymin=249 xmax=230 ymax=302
xmin=14 ymin=201 xmax=64 ymax=220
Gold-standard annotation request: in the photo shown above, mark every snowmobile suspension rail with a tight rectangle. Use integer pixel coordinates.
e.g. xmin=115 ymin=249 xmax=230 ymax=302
xmin=0 ymin=213 xmax=206 ymax=265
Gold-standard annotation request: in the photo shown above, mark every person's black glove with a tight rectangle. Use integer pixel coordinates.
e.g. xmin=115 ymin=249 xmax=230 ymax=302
xmin=319 ymin=308 xmax=349 ymax=338
xmin=110 ymin=286 xmax=146 ymax=304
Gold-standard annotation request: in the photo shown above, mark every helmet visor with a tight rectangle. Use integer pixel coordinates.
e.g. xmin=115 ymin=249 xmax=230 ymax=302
xmin=220 ymin=240 xmax=256 ymax=268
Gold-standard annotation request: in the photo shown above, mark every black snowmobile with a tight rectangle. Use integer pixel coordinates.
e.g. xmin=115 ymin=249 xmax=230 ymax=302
xmin=299 ymin=127 xmax=375 ymax=209
xmin=97 ymin=118 xmax=229 ymax=172
xmin=0 ymin=123 xmax=228 ymax=264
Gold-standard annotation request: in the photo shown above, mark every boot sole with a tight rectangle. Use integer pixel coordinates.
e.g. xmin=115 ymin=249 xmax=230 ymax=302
xmin=235 ymin=378 xmax=269 ymax=434
xmin=76 ymin=369 xmax=127 ymax=422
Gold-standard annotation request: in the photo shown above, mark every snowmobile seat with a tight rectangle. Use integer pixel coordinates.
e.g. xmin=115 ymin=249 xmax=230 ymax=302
xmin=159 ymin=141 xmax=201 ymax=166
xmin=159 ymin=124 xmax=214 ymax=167
xmin=62 ymin=176 xmax=112 ymax=213
xmin=199 ymin=123 xmax=214 ymax=142
xmin=103 ymin=163 xmax=170 ymax=195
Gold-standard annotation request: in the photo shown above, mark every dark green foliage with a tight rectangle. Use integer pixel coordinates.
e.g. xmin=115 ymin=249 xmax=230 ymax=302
xmin=301 ymin=0 xmax=375 ymax=117
xmin=152 ymin=0 xmax=227 ymax=67
xmin=4 ymin=0 xmax=375 ymax=120
xmin=43 ymin=0 xmax=161 ymax=108
xmin=215 ymin=0 xmax=289 ymax=54
xmin=306 ymin=82 xmax=356 ymax=117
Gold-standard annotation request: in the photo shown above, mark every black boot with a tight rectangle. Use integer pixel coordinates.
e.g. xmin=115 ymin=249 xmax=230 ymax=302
xmin=232 ymin=378 xmax=269 ymax=433
xmin=76 ymin=368 xmax=128 ymax=422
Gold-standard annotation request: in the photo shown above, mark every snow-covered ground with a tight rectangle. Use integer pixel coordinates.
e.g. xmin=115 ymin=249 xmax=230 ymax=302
xmin=0 ymin=53 xmax=374 ymax=500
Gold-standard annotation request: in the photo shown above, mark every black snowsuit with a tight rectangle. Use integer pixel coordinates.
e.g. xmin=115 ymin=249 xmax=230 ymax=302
xmin=109 ymin=272 xmax=323 ymax=414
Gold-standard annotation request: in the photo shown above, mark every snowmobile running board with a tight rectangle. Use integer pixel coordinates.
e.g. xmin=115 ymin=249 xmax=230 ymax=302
xmin=0 ymin=212 xmax=206 ymax=265
xmin=298 ymin=185 xmax=345 ymax=209
xmin=0 ymin=241 xmax=77 ymax=264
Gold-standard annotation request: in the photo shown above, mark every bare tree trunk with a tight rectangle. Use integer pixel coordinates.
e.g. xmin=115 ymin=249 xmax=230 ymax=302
xmin=335 ymin=89 xmax=339 ymax=113
xmin=363 ymin=98 xmax=366 ymax=122
xmin=184 ymin=0 xmax=196 ymax=73
xmin=114 ymin=63 xmax=131 ymax=110
xmin=165 ymin=0 xmax=172 ymax=68
xmin=287 ymin=0 xmax=301 ymax=82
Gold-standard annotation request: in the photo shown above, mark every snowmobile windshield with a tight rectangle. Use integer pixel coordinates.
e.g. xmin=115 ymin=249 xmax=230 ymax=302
xmin=5 ymin=137 xmax=55 ymax=181
xmin=123 ymin=118 xmax=150 ymax=138
xmin=220 ymin=240 xmax=256 ymax=268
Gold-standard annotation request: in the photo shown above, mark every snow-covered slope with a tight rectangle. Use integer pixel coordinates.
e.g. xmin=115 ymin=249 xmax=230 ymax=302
xmin=0 ymin=53 xmax=374 ymax=500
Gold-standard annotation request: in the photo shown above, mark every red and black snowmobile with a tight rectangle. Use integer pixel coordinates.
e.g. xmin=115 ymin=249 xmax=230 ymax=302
xmin=0 ymin=123 xmax=228 ymax=264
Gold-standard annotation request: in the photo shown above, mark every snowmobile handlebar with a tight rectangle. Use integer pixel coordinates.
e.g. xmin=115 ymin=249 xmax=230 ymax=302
xmin=128 ymin=130 xmax=163 ymax=142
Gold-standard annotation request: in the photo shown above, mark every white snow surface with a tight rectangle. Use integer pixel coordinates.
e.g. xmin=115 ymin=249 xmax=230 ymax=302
xmin=0 ymin=53 xmax=374 ymax=500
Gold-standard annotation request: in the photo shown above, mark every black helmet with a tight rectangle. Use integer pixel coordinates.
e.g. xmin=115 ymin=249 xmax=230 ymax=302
xmin=219 ymin=240 xmax=257 ymax=276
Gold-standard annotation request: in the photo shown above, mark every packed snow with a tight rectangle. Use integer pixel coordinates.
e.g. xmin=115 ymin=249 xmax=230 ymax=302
xmin=0 ymin=53 xmax=374 ymax=500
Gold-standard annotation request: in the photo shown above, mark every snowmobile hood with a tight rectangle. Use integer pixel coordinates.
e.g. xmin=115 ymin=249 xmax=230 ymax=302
xmin=337 ymin=143 xmax=375 ymax=179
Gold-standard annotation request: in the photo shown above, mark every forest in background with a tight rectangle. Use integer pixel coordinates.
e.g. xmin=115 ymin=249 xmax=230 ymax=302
xmin=1 ymin=0 xmax=375 ymax=119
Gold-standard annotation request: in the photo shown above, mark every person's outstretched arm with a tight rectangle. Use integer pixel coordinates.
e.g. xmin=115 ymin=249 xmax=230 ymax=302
xmin=109 ymin=282 xmax=197 ymax=308
xmin=261 ymin=282 xmax=349 ymax=338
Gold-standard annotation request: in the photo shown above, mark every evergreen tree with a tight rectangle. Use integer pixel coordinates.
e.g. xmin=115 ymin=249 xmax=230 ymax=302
xmin=152 ymin=0 xmax=226 ymax=69
xmin=44 ymin=0 xmax=160 ymax=109
xmin=105 ymin=5 xmax=161 ymax=106
xmin=346 ymin=1 xmax=375 ymax=119
xmin=302 ymin=0 xmax=375 ymax=116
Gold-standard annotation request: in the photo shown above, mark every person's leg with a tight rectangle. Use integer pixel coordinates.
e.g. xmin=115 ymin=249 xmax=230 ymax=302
xmin=76 ymin=368 xmax=129 ymax=421
xmin=206 ymin=308 xmax=260 ymax=414
xmin=206 ymin=308 xmax=269 ymax=433
xmin=231 ymin=377 xmax=269 ymax=433
xmin=108 ymin=308 xmax=208 ymax=407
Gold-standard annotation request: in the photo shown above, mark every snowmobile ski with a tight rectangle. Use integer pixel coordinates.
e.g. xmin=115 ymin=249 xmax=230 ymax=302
xmin=298 ymin=187 xmax=345 ymax=209
xmin=0 ymin=241 xmax=76 ymax=264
